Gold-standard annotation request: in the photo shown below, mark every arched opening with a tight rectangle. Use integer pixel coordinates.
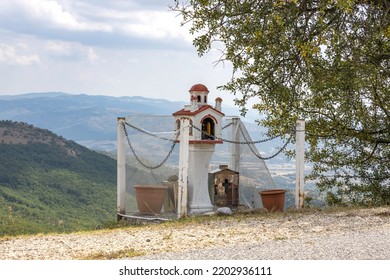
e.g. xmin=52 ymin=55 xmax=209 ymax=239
xmin=176 ymin=119 xmax=180 ymax=131
xmin=176 ymin=119 xmax=193 ymax=135
xmin=201 ymin=117 xmax=215 ymax=140
xmin=189 ymin=119 xmax=193 ymax=135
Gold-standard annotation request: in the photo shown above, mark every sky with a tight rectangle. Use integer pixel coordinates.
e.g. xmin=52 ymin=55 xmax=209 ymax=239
xmin=0 ymin=0 xmax=238 ymax=105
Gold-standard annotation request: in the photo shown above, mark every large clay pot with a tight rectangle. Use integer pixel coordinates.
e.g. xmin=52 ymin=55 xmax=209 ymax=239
xmin=259 ymin=189 xmax=287 ymax=211
xmin=134 ymin=185 xmax=167 ymax=214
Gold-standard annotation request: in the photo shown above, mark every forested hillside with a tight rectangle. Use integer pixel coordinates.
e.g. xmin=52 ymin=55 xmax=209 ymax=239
xmin=0 ymin=120 xmax=118 ymax=236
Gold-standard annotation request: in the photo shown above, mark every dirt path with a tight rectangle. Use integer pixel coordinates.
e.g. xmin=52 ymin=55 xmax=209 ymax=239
xmin=1 ymin=207 xmax=389 ymax=260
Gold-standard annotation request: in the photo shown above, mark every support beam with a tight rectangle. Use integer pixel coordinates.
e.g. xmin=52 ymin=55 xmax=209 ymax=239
xmin=117 ymin=117 xmax=126 ymax=220
xmin=231 ymin=117 xmax=240 ymax=172
xmin=187 ymin=143 xmax=214 ymax=214
xmin=295 ymin=119 xmax=305 ymax=209
xmin=177 ymin=118 xmax=190 ymax=218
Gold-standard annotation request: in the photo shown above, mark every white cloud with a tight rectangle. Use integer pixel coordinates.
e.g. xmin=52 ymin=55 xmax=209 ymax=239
xmin=0 ymin=1 xmax=237 ymax=107
xmin=119 ymin=10 xmax=191 ymax=41
xmin=45 ymin=41 xmax=72 ymax=56
xmin=44 ymin=41 xmax=100 ymax=63
xmin=0 ymin=44 xmax=41 ymax=66
xmin=87 ymin=48 xmax=99 ymax=62
xmin=22 ymin=0 xmax=82 ymax=30
xmin=0 ymin=0 xmax=189 ymax=47
xmin=54 ymin=1 xmax=192 ymax=42
xmin=0 ymin=0 xmax=112 ymax=33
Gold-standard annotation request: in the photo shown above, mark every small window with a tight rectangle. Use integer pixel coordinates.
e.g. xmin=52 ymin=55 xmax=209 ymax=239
xmin=176 ymin=119 xmax=193 ymax=135
xmin=176 ymin=119 xmax=180 ymax=130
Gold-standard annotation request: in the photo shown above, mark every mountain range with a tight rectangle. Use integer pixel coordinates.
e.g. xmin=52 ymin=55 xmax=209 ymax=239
xmin=0 ymin=91 xmax=299 ymax=185
xmin=0 ymin=92 xmax=260 ymax=142
xmin=0 ymin=92 xmax=186 ymax=143
xmin=0 ymin=92 xmax=288 ymax=161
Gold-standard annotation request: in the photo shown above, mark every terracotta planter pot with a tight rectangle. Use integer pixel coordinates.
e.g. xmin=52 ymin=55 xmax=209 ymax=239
xmin=259 ymin=189 xmax=287 ymax=211
xmin=134 ymin=185 xmax=168 ymax=214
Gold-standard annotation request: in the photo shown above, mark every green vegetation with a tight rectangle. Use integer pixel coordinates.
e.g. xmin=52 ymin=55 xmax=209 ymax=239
xmin=0 ymin=120 xmax=117 ymax=236
xmin=0 ymin=120 xmax=175 ymax=237
xmin=173 ymin=1 xmax=389 ymax=205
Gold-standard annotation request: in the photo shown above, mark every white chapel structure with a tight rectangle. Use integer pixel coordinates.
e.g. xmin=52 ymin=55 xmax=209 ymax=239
xmin=173 ymin=84 xmax=225 ymax=214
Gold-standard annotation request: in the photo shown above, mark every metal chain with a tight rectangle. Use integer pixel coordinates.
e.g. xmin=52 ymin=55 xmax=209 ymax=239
xmin=124 ymin=121 xmax=178 ymax=142
xmin=190 ymin=123 xmax=288 ymax=144
xmin=238 ymin=125 xmax=294 ymax=160
xmin=123 ymin=119 xmax=294 ymax=165
xmin=241 ymin=126 xmax=296 ymax=145
xmin=221 ymin=122 xmax=233 ymax=130
xmin=122 ymin=122 xmax=179 ymax=170
xmin=191 ymin=123 xmax=294 ymax=160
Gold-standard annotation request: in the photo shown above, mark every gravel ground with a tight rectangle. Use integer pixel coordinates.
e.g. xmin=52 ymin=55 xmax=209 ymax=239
xmin=136 ymin=226 xmax=390 ymax=260
xmin=1 ymin=207 xmax=389 ymax=260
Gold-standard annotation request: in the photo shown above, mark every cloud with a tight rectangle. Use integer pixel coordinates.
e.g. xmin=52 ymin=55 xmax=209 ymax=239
xmin=45 ymin=41 xmax=73 ymax=57
xmin=87 ymin=48 xmax=99 ymax=62
xmin=119 ymin=11 xmax=190 ymax=40
xmin=0 ymin=0 xmax=190 ymax=50
xmin=44 ymin=41 xmax=100 ymax=62
xmin=0 ymin=0 xmax=237 ymax=108
xmin=0 ymin=0 xmax=111 ymax=32
xmin=0 ymin=44 xmax=41 ymax=66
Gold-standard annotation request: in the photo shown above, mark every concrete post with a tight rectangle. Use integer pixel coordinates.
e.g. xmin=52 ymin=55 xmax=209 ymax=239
xmin=187 ymin=143 xmax=215 ymax=214
xmin=177 ymin=118 xmax=189 ymax=218
xmin=295 ymin=119 xmax=305 ymax=209
xmin=117 ymin=117 xmax=126 ymax=220
xmin=231 ymin=117 xmax=240 ymax=172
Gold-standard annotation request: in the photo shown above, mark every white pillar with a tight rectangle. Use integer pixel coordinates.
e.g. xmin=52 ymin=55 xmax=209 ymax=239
xmin=177 ymin=118 xmax=189 ymax=218
xmin=117 ymin=117 xmax=126 ymax=220
xmin=188 ymin=143 xmax=215 ymax=214
xmin=231 ymin=117 xmax=240 ymax=172
xmin=295 ymin=119 xmax=305 ymax=208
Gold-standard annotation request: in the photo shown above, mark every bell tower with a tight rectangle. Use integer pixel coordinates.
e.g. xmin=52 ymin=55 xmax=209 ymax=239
xmin=173 ymin=84 xmax=224 ymax=214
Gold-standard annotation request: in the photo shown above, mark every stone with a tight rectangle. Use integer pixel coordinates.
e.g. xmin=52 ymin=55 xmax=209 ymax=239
xmin=216 ymin=207 xmax=233 ymax=215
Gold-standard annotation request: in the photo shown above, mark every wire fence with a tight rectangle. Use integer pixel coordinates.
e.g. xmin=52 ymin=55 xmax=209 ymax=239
xmin=121 ymin=115 xmax=294 ymax=218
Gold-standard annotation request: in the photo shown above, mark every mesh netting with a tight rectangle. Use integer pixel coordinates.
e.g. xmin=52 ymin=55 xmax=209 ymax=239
xmin=122 ymin=114 xmax=277 ymax=218
xmin=212 ymin=117 xmax=276 ymax=209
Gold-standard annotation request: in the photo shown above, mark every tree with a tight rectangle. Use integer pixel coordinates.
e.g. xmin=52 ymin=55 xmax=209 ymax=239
xmin=172 ymin=0 xmax=390 ymax=205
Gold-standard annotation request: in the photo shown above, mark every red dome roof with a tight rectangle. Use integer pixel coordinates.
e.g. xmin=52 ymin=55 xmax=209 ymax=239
xmin=189 ymin=84 xmax=209 ymax=92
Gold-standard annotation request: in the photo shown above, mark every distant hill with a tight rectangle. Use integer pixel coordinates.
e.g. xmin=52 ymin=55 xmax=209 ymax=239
xmin=0 ymin=92 xmax=259 ymax=145
xmin=0 ymin=120 xmax=117 ymax=235
xmin=0 ymin=92 xmax=297 ymax=174
xmin=0 ymin=92 xmax=187 ymax=143
xmin=0 ymin=121 xmax=170 ymax=236
xmin=0 ymin=91 xmax=282 ymax=157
